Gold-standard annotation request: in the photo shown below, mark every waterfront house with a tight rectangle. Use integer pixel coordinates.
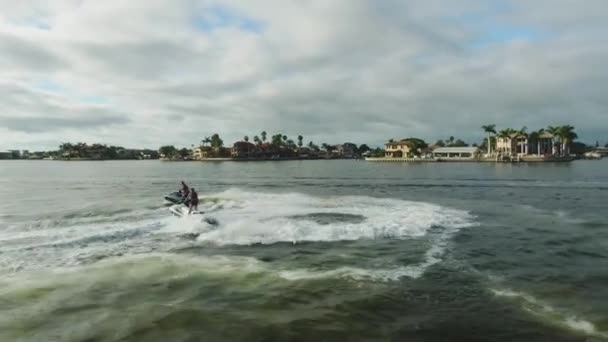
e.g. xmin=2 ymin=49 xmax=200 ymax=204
xmin=0 ymin=150 xmax=13 ymax=159
xmin=496 ymin=133 xmax=529 ymax=156
xmin=385 ymin=141 xmax=412 ymax=158
xmin=231 ymin=141 xmax=256 ymax=158
xmin=594 ymin=147 xmax=608 ymax=157
xmin=192 ymin=146 xmax=212 ymax=160
xmin=432 ymin=147 xmax=478 ymax=160
xmin=497 ymin=132 xmax=556 ymax=158
xmin=530 ymin=132 xmax=555 ymax=156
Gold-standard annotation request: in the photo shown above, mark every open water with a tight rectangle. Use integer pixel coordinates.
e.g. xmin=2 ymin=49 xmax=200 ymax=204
xmin=0 ymin=160 xmax=607 ymax=341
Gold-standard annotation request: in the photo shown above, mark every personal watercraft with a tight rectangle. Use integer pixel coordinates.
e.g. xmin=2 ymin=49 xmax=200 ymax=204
xmin=164 ymin=191 xmax=190 ymax=206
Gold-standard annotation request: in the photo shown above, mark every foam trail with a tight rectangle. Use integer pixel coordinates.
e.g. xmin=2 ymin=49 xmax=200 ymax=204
xmin=191 ymin=189 xmax=476 ymax=245
xmin=491 ymin=289 xmax=606 ymax=338
xmin=1 ymin=189 xmax=476 ymax=281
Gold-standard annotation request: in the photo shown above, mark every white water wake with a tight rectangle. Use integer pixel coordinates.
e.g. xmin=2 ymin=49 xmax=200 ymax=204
xmin=0 ymin=189 xmax=477 ymax=281
xmin=491 ymin=288 xmax=607 ymax=338
xmin=179 ymin=189 xmax=476 ymax=245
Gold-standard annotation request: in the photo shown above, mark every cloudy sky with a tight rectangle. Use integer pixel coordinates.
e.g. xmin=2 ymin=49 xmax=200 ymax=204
xmin=1 ymin=0 xmax=607 ymax=150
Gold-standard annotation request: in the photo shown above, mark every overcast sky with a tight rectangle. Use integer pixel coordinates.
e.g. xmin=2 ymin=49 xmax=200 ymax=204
xmin=1 ymin=0 xmax=607 ymax=150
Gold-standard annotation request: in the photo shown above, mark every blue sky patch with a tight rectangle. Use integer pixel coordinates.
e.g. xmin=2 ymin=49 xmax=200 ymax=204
xmin=33 ymin=79 xmax=109 ymax=105
xmin=34 ymin=79 xmax=64 ymax=94
xmin=192 ymin=4 xmax=265 ymax=33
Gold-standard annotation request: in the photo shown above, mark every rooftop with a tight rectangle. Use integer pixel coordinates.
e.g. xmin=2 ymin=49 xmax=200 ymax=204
xmin=433 ymin=147 xmax=478 ymax=154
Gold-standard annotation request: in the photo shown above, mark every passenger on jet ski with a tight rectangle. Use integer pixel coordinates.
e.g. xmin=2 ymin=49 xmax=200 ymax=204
xmin=187 ymin=188 xmax=199 ymax=214
xmin=180 ymin=181 xmax=190 ymax=199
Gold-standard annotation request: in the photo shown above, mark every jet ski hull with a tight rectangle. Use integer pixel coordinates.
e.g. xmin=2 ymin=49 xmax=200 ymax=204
xmin=169 ymin=204 xmax=218 ymax=225
xmin=164 ymin=192 xmax=190 ymax=206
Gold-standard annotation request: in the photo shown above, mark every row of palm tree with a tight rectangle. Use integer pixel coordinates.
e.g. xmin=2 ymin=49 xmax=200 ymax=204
xmin=240 ymin=131 xmax=322 ymax=152
xmin=482 ymin=124 xmax=578 ymax=157
xmin=198 ymin=131 xmax=333 ymax=155
xmin=546 ymin=125 xmax=578 ymax=156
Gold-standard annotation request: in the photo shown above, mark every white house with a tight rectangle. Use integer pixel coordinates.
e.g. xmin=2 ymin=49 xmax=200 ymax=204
xmin=432 ymin=147 xmax=478 ymax=160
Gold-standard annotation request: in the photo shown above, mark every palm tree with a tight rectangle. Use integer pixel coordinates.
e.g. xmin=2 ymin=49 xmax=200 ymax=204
xmin=297 ymin=135 xmax=303 ymax=148
xmin=518 ymin=126 xmax=528 ymax=155
xmin=201 ymin=137 xmax=211 ymax=147
xmin=282 ymin=135 xmax=288 ymax=144
xmin=481 ymin=124 xmax=496 ymax=156
xmin=210 ymin=133 xmax=223 ymax=149
xmin=253 ymin=136 xmax=261 ymax=145
xmin=308 ymin=141 xmax=319 ymax=151
xmin=261 ymin=131 xmax=267 ymax=143
xmin=497 ymin=128 xmax=516 ymax=155
xmin=560 ymin=125 xmax=577 ymax=156
xmin=322 ymin=143 xmax=332 ymax=153
xmin=244 ymin=135 xmax=249 ymax=142
xmin=546 ymin=126 xmax=561 ymax=155
xmin=532 ymin=128 xmax=546 ymax=155
xmin=271 ymin=134 xmax=283 ymax=146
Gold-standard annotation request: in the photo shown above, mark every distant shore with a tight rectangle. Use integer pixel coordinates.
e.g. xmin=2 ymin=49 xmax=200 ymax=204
xmin=365 ymin=156 xmax=577 ymax=163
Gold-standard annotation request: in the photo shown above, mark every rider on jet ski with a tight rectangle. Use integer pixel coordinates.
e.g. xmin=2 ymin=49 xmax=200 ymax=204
xmin=180 ymin=181 xmax=190 ymax=199
xmin=187 ymin=188 xmax=199 ymax=214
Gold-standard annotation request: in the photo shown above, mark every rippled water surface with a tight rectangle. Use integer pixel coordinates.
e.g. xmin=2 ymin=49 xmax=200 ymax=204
xmin=0 ymin=160 xmax=607 ymax=341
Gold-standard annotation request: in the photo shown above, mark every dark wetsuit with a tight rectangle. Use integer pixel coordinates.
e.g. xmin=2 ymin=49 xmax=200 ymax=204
xmin=190 ymin=190 xmax=199 ymax=206
xmin=181 ymin=184 xmax=189 ymax=198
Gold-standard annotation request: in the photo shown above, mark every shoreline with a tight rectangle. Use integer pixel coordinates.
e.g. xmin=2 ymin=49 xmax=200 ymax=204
xmin=365 ymin=156 xmax=577 ymax=163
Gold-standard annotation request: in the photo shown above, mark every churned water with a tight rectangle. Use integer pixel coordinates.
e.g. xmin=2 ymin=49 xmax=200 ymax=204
xmin=0 ymin=160 xmax=606 ymax=341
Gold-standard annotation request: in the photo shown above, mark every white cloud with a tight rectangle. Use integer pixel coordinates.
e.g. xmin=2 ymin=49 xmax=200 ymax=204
xmin=0 ymin=0 xmax=607 ymax=150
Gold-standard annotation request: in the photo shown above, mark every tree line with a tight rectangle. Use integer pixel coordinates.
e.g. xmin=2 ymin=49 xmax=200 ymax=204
xmin=57 ymin=143 xmax=159 ymax=160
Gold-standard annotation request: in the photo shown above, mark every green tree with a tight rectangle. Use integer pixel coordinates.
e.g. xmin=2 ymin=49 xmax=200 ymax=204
xmin=452 ymin=139 xmax=468 ymax=147
xmin=434 ymin=140 xmax=446 ymax=147
xmin=481 ymin=124 xmax=496 ymax=155
xmin=560 ymin=125 xmax=578 ymax=156
xmin=244 ymin=135 xmax=249 ymax=142
xmin=179 ymin=148 xmax=190 ymax=159
xmin=159 ymin=145 xmax=178 ymax=158
xmin=322 ymin=143 xmax=333 ymax=153
xmin=271 ymin=134 xmax=283 ymax=146
xmin=402 ymin=138 xmax=428 ymax=156
xmin=210 ymin=134 xmax=223 ymax=149
xmin=358 ymin=144 xmax=371 ymax=155
xmin=371 ymin=148 xmax=385 ymax=157
xmin=261 ymin=131 xmax=267 ymax=143
xmin=297 ymin=135 xmax=303 ymax=148
xmin=546 ymin=126 xmax=562 ymax=155
xmin=253 ymin=136 xmax=261 ymax=145
xmin=498 ymin=128 xmax=517 ymax=138
xmin=59 ymin=143 xmax=74 ymax=152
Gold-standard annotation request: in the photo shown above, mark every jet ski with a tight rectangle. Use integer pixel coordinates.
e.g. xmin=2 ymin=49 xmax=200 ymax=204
xmin=164 ymin=192 xmax=190 ymax=206
xmin=169 ymin=204 xmax=218 ymax=225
